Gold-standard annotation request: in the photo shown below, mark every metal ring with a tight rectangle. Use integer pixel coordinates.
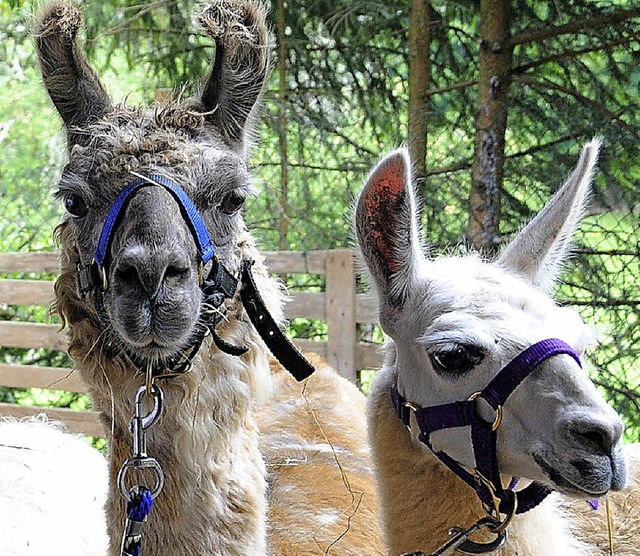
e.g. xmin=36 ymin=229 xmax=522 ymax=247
xmin=117 ymin=457 xmax=165 ymax=502
xmin=404 ymin=401 xmax=421 ymax=412
xmin=92 ymin=258 xmax=109 ymax=291
xmin=403 ymin=401 xmax=421 ymax=434
xmin=145 ymin=364 xmax=154 ymax=398
xmin=198 ymin=260 xmax=204 ymax=285
xmin=468 ymin=392 xmax=503 ymax=431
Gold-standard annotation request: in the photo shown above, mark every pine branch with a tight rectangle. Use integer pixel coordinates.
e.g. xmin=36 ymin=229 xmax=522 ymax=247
xmin=511 ymin=7 xmax=640 ymax=46
xmin=256 ymin=161 xmax=367 ymax=173
xmin=514 ymin=31 xmax=640 ymax=74
xmin=425 ymin=134 xmax=586 ymax=177
xmin=558 ymin=299 xmax=640 ymax=307
xmin=513 ymin=76 xmax=640 ymax=140
xmin=591 ymin=378 xmax=640 ymax=413
xmin=426 ymin=80 xmax=477 ymax=97
xmin=573 ymin=248 xmax=640 ymax=257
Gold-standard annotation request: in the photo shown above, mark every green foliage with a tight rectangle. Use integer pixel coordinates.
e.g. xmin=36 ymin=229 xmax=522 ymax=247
xmin=1 ymin=0 xmax=638 ymax=440
xmin=0 ymin=14 xmax=62 ymax=251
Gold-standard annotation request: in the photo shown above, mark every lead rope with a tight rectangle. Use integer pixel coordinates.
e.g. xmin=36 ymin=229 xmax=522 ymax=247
xmin=118 ymin=379 xmax=165 ymax=556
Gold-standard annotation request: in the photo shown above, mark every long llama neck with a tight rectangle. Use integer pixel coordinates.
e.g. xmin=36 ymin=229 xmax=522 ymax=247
xmin=102 ymin=344 xmax=269 ymax=555
xmin=368 ymin=365 xmax=588 ymax=556
xmin=55 ymin=242 xmax=280 ymax=555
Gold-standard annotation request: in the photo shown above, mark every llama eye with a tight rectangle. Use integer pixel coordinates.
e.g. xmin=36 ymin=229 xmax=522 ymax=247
xmin=219 ymin=190 xmax=245 ymax=215
xmin=430 ymin=344 xmax=484 ymax=376
xmin=64 ymin=193 xmax=88 ymax=218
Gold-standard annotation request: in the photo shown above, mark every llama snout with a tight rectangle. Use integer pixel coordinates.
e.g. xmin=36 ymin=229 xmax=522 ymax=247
xmin=539 ymin=413 xmax=628 ymax=496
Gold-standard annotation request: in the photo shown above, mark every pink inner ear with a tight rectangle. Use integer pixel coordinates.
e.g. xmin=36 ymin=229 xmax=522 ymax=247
xmin=361 ymin=154 xmax=407 ymax=275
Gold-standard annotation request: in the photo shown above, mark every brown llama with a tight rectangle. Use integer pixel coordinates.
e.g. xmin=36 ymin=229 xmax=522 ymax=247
xmin=35 ymin=1 xmax=382 ymax=554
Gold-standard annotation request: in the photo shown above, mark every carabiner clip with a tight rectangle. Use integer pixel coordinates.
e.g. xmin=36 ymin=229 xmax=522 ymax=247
xmin=131 ymin=384 xmax=163 ymax=458
xmin=441 ymin=516 xmax=507 ymax=555
xmin=117 ymin=384 xmax=165 ymax=503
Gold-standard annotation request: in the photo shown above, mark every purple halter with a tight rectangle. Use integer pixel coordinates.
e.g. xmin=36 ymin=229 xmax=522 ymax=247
xmin=391 ymin=338 xmax=582 ymax=518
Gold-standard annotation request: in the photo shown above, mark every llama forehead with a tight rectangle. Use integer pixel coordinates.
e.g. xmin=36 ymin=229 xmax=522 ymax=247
xmin=60 ymin=103 xmax=251 ymax=203
xmin=410 ymin=256 xmax=593 ymax=349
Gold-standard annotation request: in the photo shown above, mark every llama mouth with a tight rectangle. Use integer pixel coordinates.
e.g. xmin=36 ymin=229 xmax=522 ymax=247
xmin=533 ymin=453 xmax=609 ymax=497
xmin=130 ymin=341 xmax=178 ymax=362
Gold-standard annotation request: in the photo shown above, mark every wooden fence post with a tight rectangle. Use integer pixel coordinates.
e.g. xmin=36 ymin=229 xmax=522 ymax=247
xmin=325 ymin=249 xmax=357 ymax=383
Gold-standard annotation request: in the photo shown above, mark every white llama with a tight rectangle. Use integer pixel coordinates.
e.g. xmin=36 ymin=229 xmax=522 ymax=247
xmin=0 ymin=417 xmax=108 ymax=556
xmin=355 ymin=140 xmax=637 ymax=555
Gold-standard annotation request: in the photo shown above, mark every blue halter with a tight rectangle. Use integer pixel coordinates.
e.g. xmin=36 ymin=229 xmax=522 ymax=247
xmin=94 ymin=174 xmax=215 ymax=279
xmin=75 ymin=173 xmax=315 ymax=382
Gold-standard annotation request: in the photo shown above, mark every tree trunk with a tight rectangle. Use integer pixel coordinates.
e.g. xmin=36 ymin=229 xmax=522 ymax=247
xmin=467 ymin=0 xmax=513 ymax=254
xmin=277 ymin=0 xmax=289 ymax=251
xmin=408 ymin=0 xmax=431 ymax=198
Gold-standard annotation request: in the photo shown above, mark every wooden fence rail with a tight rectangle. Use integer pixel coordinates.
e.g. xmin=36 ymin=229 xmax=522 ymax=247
xmin=0 ymin=250 xmax=384 ymax=435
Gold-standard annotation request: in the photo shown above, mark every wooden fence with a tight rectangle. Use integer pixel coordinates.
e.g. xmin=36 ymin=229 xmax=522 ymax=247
xmin=0 ymin=250 xmax=384 ymax=436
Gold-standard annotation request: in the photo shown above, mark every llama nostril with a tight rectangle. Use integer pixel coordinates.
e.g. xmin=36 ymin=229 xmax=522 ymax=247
xmin=577 ymin=429 xmax=607 ymax=451
xmin=163 ymin=264 xmax=189 ymax=281
xmin=572 ymin=421 xmax=620 ymax=455
xmin=115 ymin=263 xmax=140 ymax=285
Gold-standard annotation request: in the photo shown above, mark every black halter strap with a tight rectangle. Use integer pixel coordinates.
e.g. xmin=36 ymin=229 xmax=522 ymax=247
xmin=391 ymin=338 xmax=581 ymax=517
xmin=76 ymin=173 xmax=315 ymax=382
xmin=240 ymin=260 xmax=315 ymax=381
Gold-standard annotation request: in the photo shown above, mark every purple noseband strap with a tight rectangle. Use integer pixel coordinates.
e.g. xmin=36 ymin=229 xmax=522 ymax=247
xmin=391 ymin=338 xmax=582 ymax=516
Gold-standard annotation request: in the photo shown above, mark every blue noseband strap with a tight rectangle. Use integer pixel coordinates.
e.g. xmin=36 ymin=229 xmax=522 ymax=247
xmin=77 ymin=172 xmax=316 ymax=383
xmin=94 ymin=174 xmax=215 ymax=271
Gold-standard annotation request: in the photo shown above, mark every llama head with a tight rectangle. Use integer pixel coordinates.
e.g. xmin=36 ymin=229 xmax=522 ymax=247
xmin=356 ymin=141 xmax=627 ymax=499
xmin=37 ymin=0 xmax=270 ymax=365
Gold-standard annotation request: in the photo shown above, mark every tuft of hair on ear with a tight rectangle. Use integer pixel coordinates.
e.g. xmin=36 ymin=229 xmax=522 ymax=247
xmin=196 ymin=0 xmax=271 ymax=148
xmin=197 ymin=0 xmax=269 ymax=64
xmin=35 ymin=1 xmax=83 ymax=39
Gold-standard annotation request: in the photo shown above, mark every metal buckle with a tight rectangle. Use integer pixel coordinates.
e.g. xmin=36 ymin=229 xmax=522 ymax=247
xmin=403 ymin=400 xmax=421 ymax=433
xmin=468 ymin=391 xmax=503 ymax=431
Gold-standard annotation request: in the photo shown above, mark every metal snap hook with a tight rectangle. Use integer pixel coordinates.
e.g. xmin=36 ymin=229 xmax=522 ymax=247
xmin=133 ymin=384 xmax=163 ymax=432
xmin=117 ymin=384 xmax=166 ymax=504
xmin=448 ymin=517 xmax=508 ymax=555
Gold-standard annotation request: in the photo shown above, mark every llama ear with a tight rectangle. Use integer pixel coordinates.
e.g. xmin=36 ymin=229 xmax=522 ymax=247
xmin=355 ymin=149 xmax=425 ymax=307
xmin=198 ymin=2 xmax=270 ymax=147
xmin=35 ymin=1 xmax=111 ymax=147
xmin=498 ymin=138 xmax=600 ymax=291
